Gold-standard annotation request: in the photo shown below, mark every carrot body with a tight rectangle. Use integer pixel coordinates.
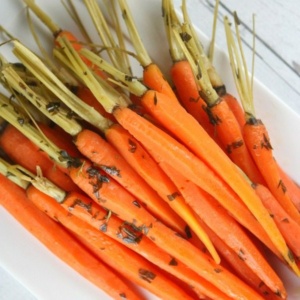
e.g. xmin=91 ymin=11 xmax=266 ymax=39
xmin=61 ymin=191 xmax=232 ymax=300
xmin=74 ymin=128 xmax=187 ymax=236
xmin=200 ymin=223 xmax=279 ymax=300
xmin=278 ymin=167 xmax=300 ymax=212
xmin=130 ymin=90 xmax=297 ymax=273
xmin=162 ymin=162 xmax=285 ymax=296
xmin=253 ymin=183 xmax=300 ymax=258
xmin=27 ymin=186 xmax=192 ymax=300
xmin=75 ymin=86 xmax=116 ymax=122
xmin=243 ymin=120 xmax=300 ymax=226
xmin=55 ymin=31 xmax=107 ymax=80
xmin=0 ymin=174 xmax=137 ymax=300
xmin=207 ymin=99 xmax=266 ymax=184
xmin=222 ymin=93 xmax=246 ymax=128
xmin=68 ymin=160 xmax=264 ymax=299
xmin=0 ymin=124 xmax=78 ymax=192
xmin=170 ymin=60 xmax=217 ymax=140
xmin=143 ymin=63 xmax=178 ymax=102
xmin=112 ymin=105 xmax=280 ymax=257
xmin=103 ymin=124 xmax=218 ymax=258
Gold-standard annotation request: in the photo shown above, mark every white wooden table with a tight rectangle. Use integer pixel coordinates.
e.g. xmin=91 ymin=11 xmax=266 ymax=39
xmin=0 ymin=0 xmax=299 ymax=299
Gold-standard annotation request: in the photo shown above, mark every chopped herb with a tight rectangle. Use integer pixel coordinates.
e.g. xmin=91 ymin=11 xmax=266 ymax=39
xmin=132 ymin=200 xmax=141 ymax=208
xmin=169 ymin=257 xmax=178 ymax=266
xmin=46 ymin=101 xmax=60 ymax=113
xmin=167 ymin=192 xmax=180 ymax=201
xmin=99 ymin=223 xmax=107 ymax=232
xmin=185 ymin=225 xmax=192 ymax=239
xmin=214 ymin=268 xmax=223 ymax=273
xmin=277 ymin=179 xmax=287 ymax=194
xmin=179 ymin=31 xmax=192 ymax=42
xmin=100 ymin=165 xmax=121 ymax=177
xmin=128 ymin=139 xmax=137 ymax=153
xmin=261 ymin=134 xmax=273 ymax=150
xmin=17 ymin=117 xmax=25 ymax=126
xmin=138 ymin=268 xmax=156 ymax=283
xmin=119 ymin=293 xmax=127 ymax=299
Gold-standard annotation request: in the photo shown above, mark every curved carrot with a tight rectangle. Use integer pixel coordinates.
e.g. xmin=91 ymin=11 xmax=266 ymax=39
xmin=243 ymin=119 xmax=300 ymax=226
xmin=61 ymin=191 xmax=232 ymax=300
xmin=253 ymin=183 xmax=300 ymax=258
xmin=0 ymin=174 xmax=138 ymax=300
xmin=0 ymin=124 xmax=78 ymax=192
xmin=69 ymin=160 xmax=264 ymax=300
xmin=26 ymin=186 xmax=191 ymax=300
xmin=74 ymin=128 xmax=188 ymax=237
xmin=162 ymin=162 xmax=285 ymax=296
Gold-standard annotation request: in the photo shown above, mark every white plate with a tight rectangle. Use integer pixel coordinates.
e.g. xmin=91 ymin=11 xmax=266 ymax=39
xmin=0 ymin=1 xmax=299 ymax=299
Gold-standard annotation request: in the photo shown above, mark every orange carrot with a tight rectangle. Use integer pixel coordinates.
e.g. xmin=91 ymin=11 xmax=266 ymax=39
xmin=243 ymin=119 xmax=300 ymax=225
xmin=0 ymin=124 xmax=78 ymax=192
xmin=253 ymin=182 xmax=300 ymax=258
xmin=278 ymin=167 xmax=300 ymax=212
xmin=78 ymin=125 xmax=217 ymax=257
xmin=73 ymin=128 xmax=189 ymax=237
xmin=222 ymin=93 xmax=246 ymax=128
xmin=68 ymin=158 xmax=266 ymax=300
xmin=200 ymin=223 xmax=280 ymax=300
xmin=26 ymin=185 xmax=192 ymax=300
xmin=112 ymin=104 xmax=282 ymax=254
xmin=162 ymin=162 xmax=285 ymax=296
xmin=0 ymin=173 xmax=140 ymax=300
xmin=60 ymin=191 xmax=232 ymax=300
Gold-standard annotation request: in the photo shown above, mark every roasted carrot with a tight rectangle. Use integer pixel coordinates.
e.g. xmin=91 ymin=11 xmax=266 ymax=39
xmin=243 ymin=120 xmax=300 ymax=225
xmin=9 ymin=38 xmax=220 ymax=257
xmin=278 ymin=167 xmax=300 ymax=212
xmin=26 ymin=186 xmax=192 ymax=300
xmin=59 ymin=190 xmax=231 ymax=300
xmin=73 ymin=128 xmax=189 ymax=237
xmin=0 ymin=123 xmax=78 ymax=192
xmin=200 ymin=223 xmax=280 ymax=300
xmin=0 ymin=173 xmax=141 ymax=300
xmin=68 ymin=155 xmax=267 ymax=300
xmin=62 ymin=42 xmax=300 ymax=273
xmin=162 ymin=162 xmax=285 ymax=296
xmin=253 ymin=182 xmax=300 ymax=259
xmin=223 ymin=15 xmax=300 ymax=227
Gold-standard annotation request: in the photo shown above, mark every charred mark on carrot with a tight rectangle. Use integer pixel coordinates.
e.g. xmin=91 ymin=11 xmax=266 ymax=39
xmin=185 ymin=225 xmax=192 ymax=239
xmin=119 ymin=292 xmax=127 ymax=299
xmin=68 ymin=198 xmax=92 ymax=213
xmin=261 ymin=134 xmax=273 ymax=150
xmin=128 ymin=139 xmax=137 ymax=153
xmin=138 ymin=269 xmax=156 ymax=283
xmin=116 ymin=222 xmax=143 ymax=244
xmin=132 ymin=200 xmax=141 ymax=208
xmin=277 ymin=180 xmax=287 ymax=194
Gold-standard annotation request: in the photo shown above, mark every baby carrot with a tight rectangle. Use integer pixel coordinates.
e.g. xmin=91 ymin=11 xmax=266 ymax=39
xmin=0 ymin=173 xmax=139 ymax=300
xmin=26 ymin=186 xmax=192 ymax=300
xmin=253 ymin=182 xmax=300 ymax=259
xmin=0 ymin=123 xmax=78 ymax=192
xmin=71 ymin=45 xmax=297 ymax=272
xmin=59 ymin=190 xmax=231 ymax=300
xmin=224 ymin=15 xmax=300 ymax=226
xmin=162 ymin=162 xmax=286 ymax=296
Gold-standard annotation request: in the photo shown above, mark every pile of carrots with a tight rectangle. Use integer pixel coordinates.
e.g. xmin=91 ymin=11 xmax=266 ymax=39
xmin=0 ymin=0 xmax=299 ymax=299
